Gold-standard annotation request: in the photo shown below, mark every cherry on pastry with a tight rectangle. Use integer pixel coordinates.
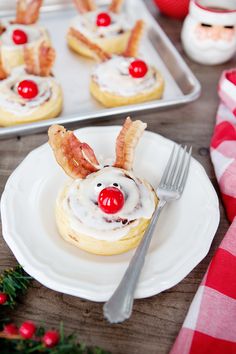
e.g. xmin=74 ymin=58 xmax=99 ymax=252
xmin=96 ymin=12 xmax=111 ymax=27
xmin=98 ymin=186 xmax=124 ymax=214
xmin=18 ymin=80 xmax=39 ymax=99
xmin=19 ymin=321 xmax=36 ymax=339
xmin=12 ymin=29 xmax=28 ymax=45
xmin=129 ymin=59 xmax=148 ymax=78
xmin=226 ymin=71 xmax=236 ymax=85
xmin=43 ymin=330 xmax=60 ymax=348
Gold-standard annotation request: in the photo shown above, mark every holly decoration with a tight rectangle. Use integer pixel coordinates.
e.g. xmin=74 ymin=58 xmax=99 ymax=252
xmin=0 ymin=266 xmax=110 ymax=353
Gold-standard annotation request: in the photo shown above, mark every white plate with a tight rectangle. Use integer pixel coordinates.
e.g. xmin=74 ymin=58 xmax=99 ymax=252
xmin=0 ymin=126 xmax=219 ymax=301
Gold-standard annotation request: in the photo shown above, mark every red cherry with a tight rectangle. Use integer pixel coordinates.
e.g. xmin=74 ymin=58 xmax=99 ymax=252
xmin=129 ymin=59 xmax=148 ymax=78
xmin=12 ymin=29 xmax=28 ymax=45
xmin=98 ymin=186 xmax=124 ymax=214
xmin=18 ymin=80 xmax=38 ymax=99
xmin=19 ymin=321 xmax=36 ymax=339
xmin=226 ymin=71 xmax=236 ymax=85
xmin=0 ymin=292 xmax=8 ymax=304
xmin=43 ymin=330 xmax=60 ymax=348
xmin=96 ymin=12 xmax=111 ymax=27
xmin=4 ymin=323 xmax=18 ymax=335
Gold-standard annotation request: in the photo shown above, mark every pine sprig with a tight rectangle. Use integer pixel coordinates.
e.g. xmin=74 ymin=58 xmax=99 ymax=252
xmin=0 ymin=267 xmax=110 ymax=354
xmin=0 ymin=265 xmax=32 ymax=308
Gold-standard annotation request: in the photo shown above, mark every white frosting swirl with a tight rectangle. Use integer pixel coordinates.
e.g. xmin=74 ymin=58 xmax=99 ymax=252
xmin=0 ymin=22 xmax=47 ymax=49
xmin=70 ymin=10 xmax=131 ymax=40
xmin=63 ymin=167 xmax=156 ymax=241
xmin=0 ymin=66 xmax=54 ymax=116
xmin=92 ymin=56 xmax=160 ymax=97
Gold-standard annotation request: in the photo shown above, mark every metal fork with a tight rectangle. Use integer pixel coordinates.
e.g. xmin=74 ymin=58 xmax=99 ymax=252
xmin=103 ymin=144 xmax=192 ymax=323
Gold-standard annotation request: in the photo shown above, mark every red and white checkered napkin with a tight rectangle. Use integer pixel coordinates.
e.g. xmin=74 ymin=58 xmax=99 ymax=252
xmin=170 ymin=70 xmax=236 ymax=354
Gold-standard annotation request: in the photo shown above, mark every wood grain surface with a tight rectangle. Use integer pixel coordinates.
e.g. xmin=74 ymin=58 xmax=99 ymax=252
xmin=0 ymin=1 xmax=234 ymax=353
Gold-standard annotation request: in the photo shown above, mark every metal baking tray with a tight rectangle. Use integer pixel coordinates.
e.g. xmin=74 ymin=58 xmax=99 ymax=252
xmin=0 ymin=0 xmax=201 ymax=139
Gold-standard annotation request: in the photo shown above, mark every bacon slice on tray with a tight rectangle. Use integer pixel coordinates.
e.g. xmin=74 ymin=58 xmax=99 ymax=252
xmin=24 ymin=41 xmax=55 ymax=77
xmin=48 ymin=125 xmax=100 ymax=179
xmin=15 ymin=0 xmax=43 ymax=25
xmin=73 ymin=0 xmax=96 ymax=13
xmin=68 ymin=27 xmax=111 ymax=61
xmin=109 ymin=0 xmax=124 ymax=13
xmin=124 ymin=20 xmax=145 ymax=58
xmin=114 ymin=117 xmax=147 ymax=171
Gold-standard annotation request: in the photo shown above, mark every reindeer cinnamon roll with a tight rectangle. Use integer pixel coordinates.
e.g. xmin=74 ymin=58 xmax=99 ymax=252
xmin=0 ymin=1 xmax=50 ymax=75
xmin=84 ymin=20 xmax=164 ymax=107
xmin=0 ymin=41 xmax=63 ymax=126
xmin=67 ymin=0 xmax=132 ymax=59
xmin=48 ymin=117 xmax=157 ymax=256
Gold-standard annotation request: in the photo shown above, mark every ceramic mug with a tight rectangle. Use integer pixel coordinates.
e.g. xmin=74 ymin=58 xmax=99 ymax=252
xmin=181 ymin=0 xmax=236 ymax=65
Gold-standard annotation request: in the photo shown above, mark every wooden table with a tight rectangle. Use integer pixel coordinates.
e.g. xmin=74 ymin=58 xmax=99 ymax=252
xmin=0 ymin=1 xmax=233 ymax=353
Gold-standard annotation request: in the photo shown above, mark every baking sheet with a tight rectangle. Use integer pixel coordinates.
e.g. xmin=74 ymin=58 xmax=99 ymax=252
xmin=0 ymin=0 xmax=201 ymax=139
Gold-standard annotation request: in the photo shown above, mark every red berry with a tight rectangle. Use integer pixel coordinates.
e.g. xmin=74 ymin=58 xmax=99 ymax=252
xmin=98 ymin=186 xmax=124 ymax=214
xmin=0 ymin=292 xmax=8 ymax=304
xmin=226 ymin=71 xmax=236 ymax=85
xmin=43 ymin=330 xmax=60 ymax=348
xmin=19 ymin=321 xmax=36 ymax=339
xmin=96 ymin=12 xmax=111 ymax=27
xmin=4 ymin=323 xmax=18 ymax=335
xmin=12 ymin=29 xmax=28 ymax=45
xmin=129 ymin=59 xmax=148 ymax=78
xmin=18 ymin=80 xmax=38 ymax=99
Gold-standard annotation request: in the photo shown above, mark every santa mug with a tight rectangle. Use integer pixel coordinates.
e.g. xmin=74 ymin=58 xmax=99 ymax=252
xmin=181 ymin=0 xmax=236 ymax=65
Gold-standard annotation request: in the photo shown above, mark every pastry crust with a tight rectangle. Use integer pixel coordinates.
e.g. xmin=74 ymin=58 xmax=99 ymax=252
xmin=90 ymin=67 xmax=165 ymax=107
xmin=0 ymin=79 xmax=62 ymax=127
xmin=55 ymin=180 xmax=158 ymax=256
xmin=67 ymin=28 xmax=131 ymax=59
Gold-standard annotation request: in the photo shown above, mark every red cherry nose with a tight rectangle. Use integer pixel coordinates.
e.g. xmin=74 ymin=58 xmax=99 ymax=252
xmin=98 ymin=186 xmax=124 ymax=214
xmin=12 ymin=29 xmax=28 ymax=45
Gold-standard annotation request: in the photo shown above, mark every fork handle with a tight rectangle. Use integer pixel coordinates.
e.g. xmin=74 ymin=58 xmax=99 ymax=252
xmin=103 ymin=200 xmax=166 ymax=323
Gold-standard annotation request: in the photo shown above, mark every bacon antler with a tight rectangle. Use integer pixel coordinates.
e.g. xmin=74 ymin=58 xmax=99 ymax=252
xmin=15 ymin=0 xmax=43 ymax=25
xmin=0 ymin=56 xmax=7 ymax=80
xmin=68 ymin=28 xmax=111 ymax=61
xmin=24 ymin=41 xmax=55 ymax=77
xmin=123 ymin=20 xmax=145 ymax=58
xmin=73 ymin=0 xmax=96 ymax=13
xmin=114 ymin=117 xmax=147 ymax=171
xmin=109 ymin=0 xmax=124 ymax=13
xmin=48 ymin=125 xmax=100 ymax=179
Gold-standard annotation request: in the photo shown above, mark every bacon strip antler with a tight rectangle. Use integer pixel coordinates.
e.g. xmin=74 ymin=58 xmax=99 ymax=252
xmin=109 ymin=0 xmax=124 ymax=13
xmin=73 ymin=0 xmax=96 ymax=13
xmin=68 ymin=28 xmax=111 ymax=61
xmin=15 ymin=0 xmax=43 ymax=25
xmin=114 ymin=117 xmax=147 ymax=171
xmin=123 ymin=20 xmax=145 ymax=58
xmin=48 ymin=125 xmax=100 ymax=179
xmin=24 ymin=41 xmax=55 ymax=77
xmin=0 ymin=56 xmax=7 ymax=80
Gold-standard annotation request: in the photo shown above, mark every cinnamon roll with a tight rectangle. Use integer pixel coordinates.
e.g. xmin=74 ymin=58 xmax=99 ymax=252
xmin=48 ymin=118 xmax=158 ymax=256
xmin=90 ymin=20 xmax=164 ymax=107
xmin=67 ymin=0 xmax=131 ymax=59
xmin=0 ymin=1 xmax=50 ymax=74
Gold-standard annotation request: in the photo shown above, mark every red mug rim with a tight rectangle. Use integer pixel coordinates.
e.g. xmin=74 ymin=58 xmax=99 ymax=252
xmin=194 ymin=0 xmax=236 ymax=13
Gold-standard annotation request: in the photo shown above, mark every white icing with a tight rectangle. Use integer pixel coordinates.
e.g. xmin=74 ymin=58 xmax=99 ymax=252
xmin=0 ymin=22 xmax=46 ymax=49
xmin=62 ymin=167 xmax=156 ymax=241
xmin=70 ymin=10 xmax=130 ymax=40
xmin=92 ymin=56 xmax=159 ymax=97
xmin=0 ymin=66 xmax=54 ymax=116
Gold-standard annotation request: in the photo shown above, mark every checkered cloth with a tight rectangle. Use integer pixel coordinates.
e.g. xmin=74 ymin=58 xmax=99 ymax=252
xmin=170 ymin=71 xmax=236 ymax=354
